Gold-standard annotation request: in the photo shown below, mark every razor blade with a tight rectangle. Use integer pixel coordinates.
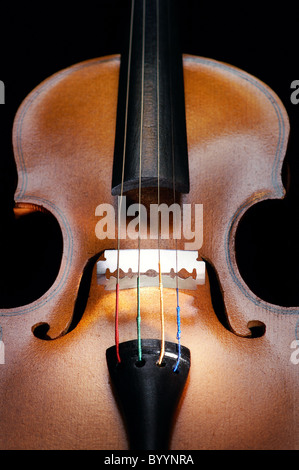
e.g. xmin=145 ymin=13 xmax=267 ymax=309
xmin=97 ymin=249 xmax=205 ymax=290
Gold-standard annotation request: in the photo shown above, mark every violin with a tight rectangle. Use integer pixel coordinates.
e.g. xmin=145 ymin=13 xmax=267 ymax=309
xmin=1 ymin=0 xmax=299 ymax=450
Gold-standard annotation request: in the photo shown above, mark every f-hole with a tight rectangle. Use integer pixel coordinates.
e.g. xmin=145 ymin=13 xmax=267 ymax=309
xmin=204 ymin=258 xmax=265 ymax=339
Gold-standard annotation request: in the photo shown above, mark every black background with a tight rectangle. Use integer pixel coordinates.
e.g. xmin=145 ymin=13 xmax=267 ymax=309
xmin=0 ymin=1 xmax=299 ymax=308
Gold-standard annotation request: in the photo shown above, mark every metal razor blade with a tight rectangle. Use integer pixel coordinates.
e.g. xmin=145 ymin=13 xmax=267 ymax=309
xmin=97 ymin=249 xmax=205 ymax=290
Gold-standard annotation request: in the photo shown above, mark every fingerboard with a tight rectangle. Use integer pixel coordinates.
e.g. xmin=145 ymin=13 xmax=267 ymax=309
xmin=112 ymin=0 xmax=189 ymax=196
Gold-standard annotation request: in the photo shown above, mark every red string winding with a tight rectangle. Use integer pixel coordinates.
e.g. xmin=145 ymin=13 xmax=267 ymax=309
xmin=115 ymin=283 xmax=121 ymax=363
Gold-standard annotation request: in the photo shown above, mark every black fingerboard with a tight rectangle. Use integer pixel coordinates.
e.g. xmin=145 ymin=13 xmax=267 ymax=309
xmin=112 ymin=0 xmax=189 ymax=196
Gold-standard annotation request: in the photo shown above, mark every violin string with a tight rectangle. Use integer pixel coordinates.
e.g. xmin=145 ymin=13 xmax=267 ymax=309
xmin=115 ymin=0 xmax=135 ymax=363
xmin=167 ymin=1 xmax=182 ymax=372
xmin=136 ymin=0 xmax=146 ymax=363
xmin=158 ymin=260 xmax=165 ymax=364
xmin=172 ymin=139 xmax=182 ymax=369
xmin=156 ymin=0 xmax=166 ymax=366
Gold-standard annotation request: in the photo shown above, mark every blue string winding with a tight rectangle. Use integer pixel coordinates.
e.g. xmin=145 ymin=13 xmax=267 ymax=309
xmin=173 ymin=288 xmax=181 ymax=372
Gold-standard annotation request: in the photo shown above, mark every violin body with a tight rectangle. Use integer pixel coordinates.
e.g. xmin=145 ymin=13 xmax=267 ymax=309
xmin=0 ymin=53 xmax=297 ymax=450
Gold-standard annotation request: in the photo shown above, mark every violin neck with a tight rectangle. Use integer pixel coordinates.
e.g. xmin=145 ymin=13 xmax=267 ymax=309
xmin=112 ymin=0 xmax=189 ymax=196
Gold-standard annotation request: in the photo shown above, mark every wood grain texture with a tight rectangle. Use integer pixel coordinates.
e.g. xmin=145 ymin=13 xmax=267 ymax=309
xmin=0 ymin=54 xmax=297 ymax=450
